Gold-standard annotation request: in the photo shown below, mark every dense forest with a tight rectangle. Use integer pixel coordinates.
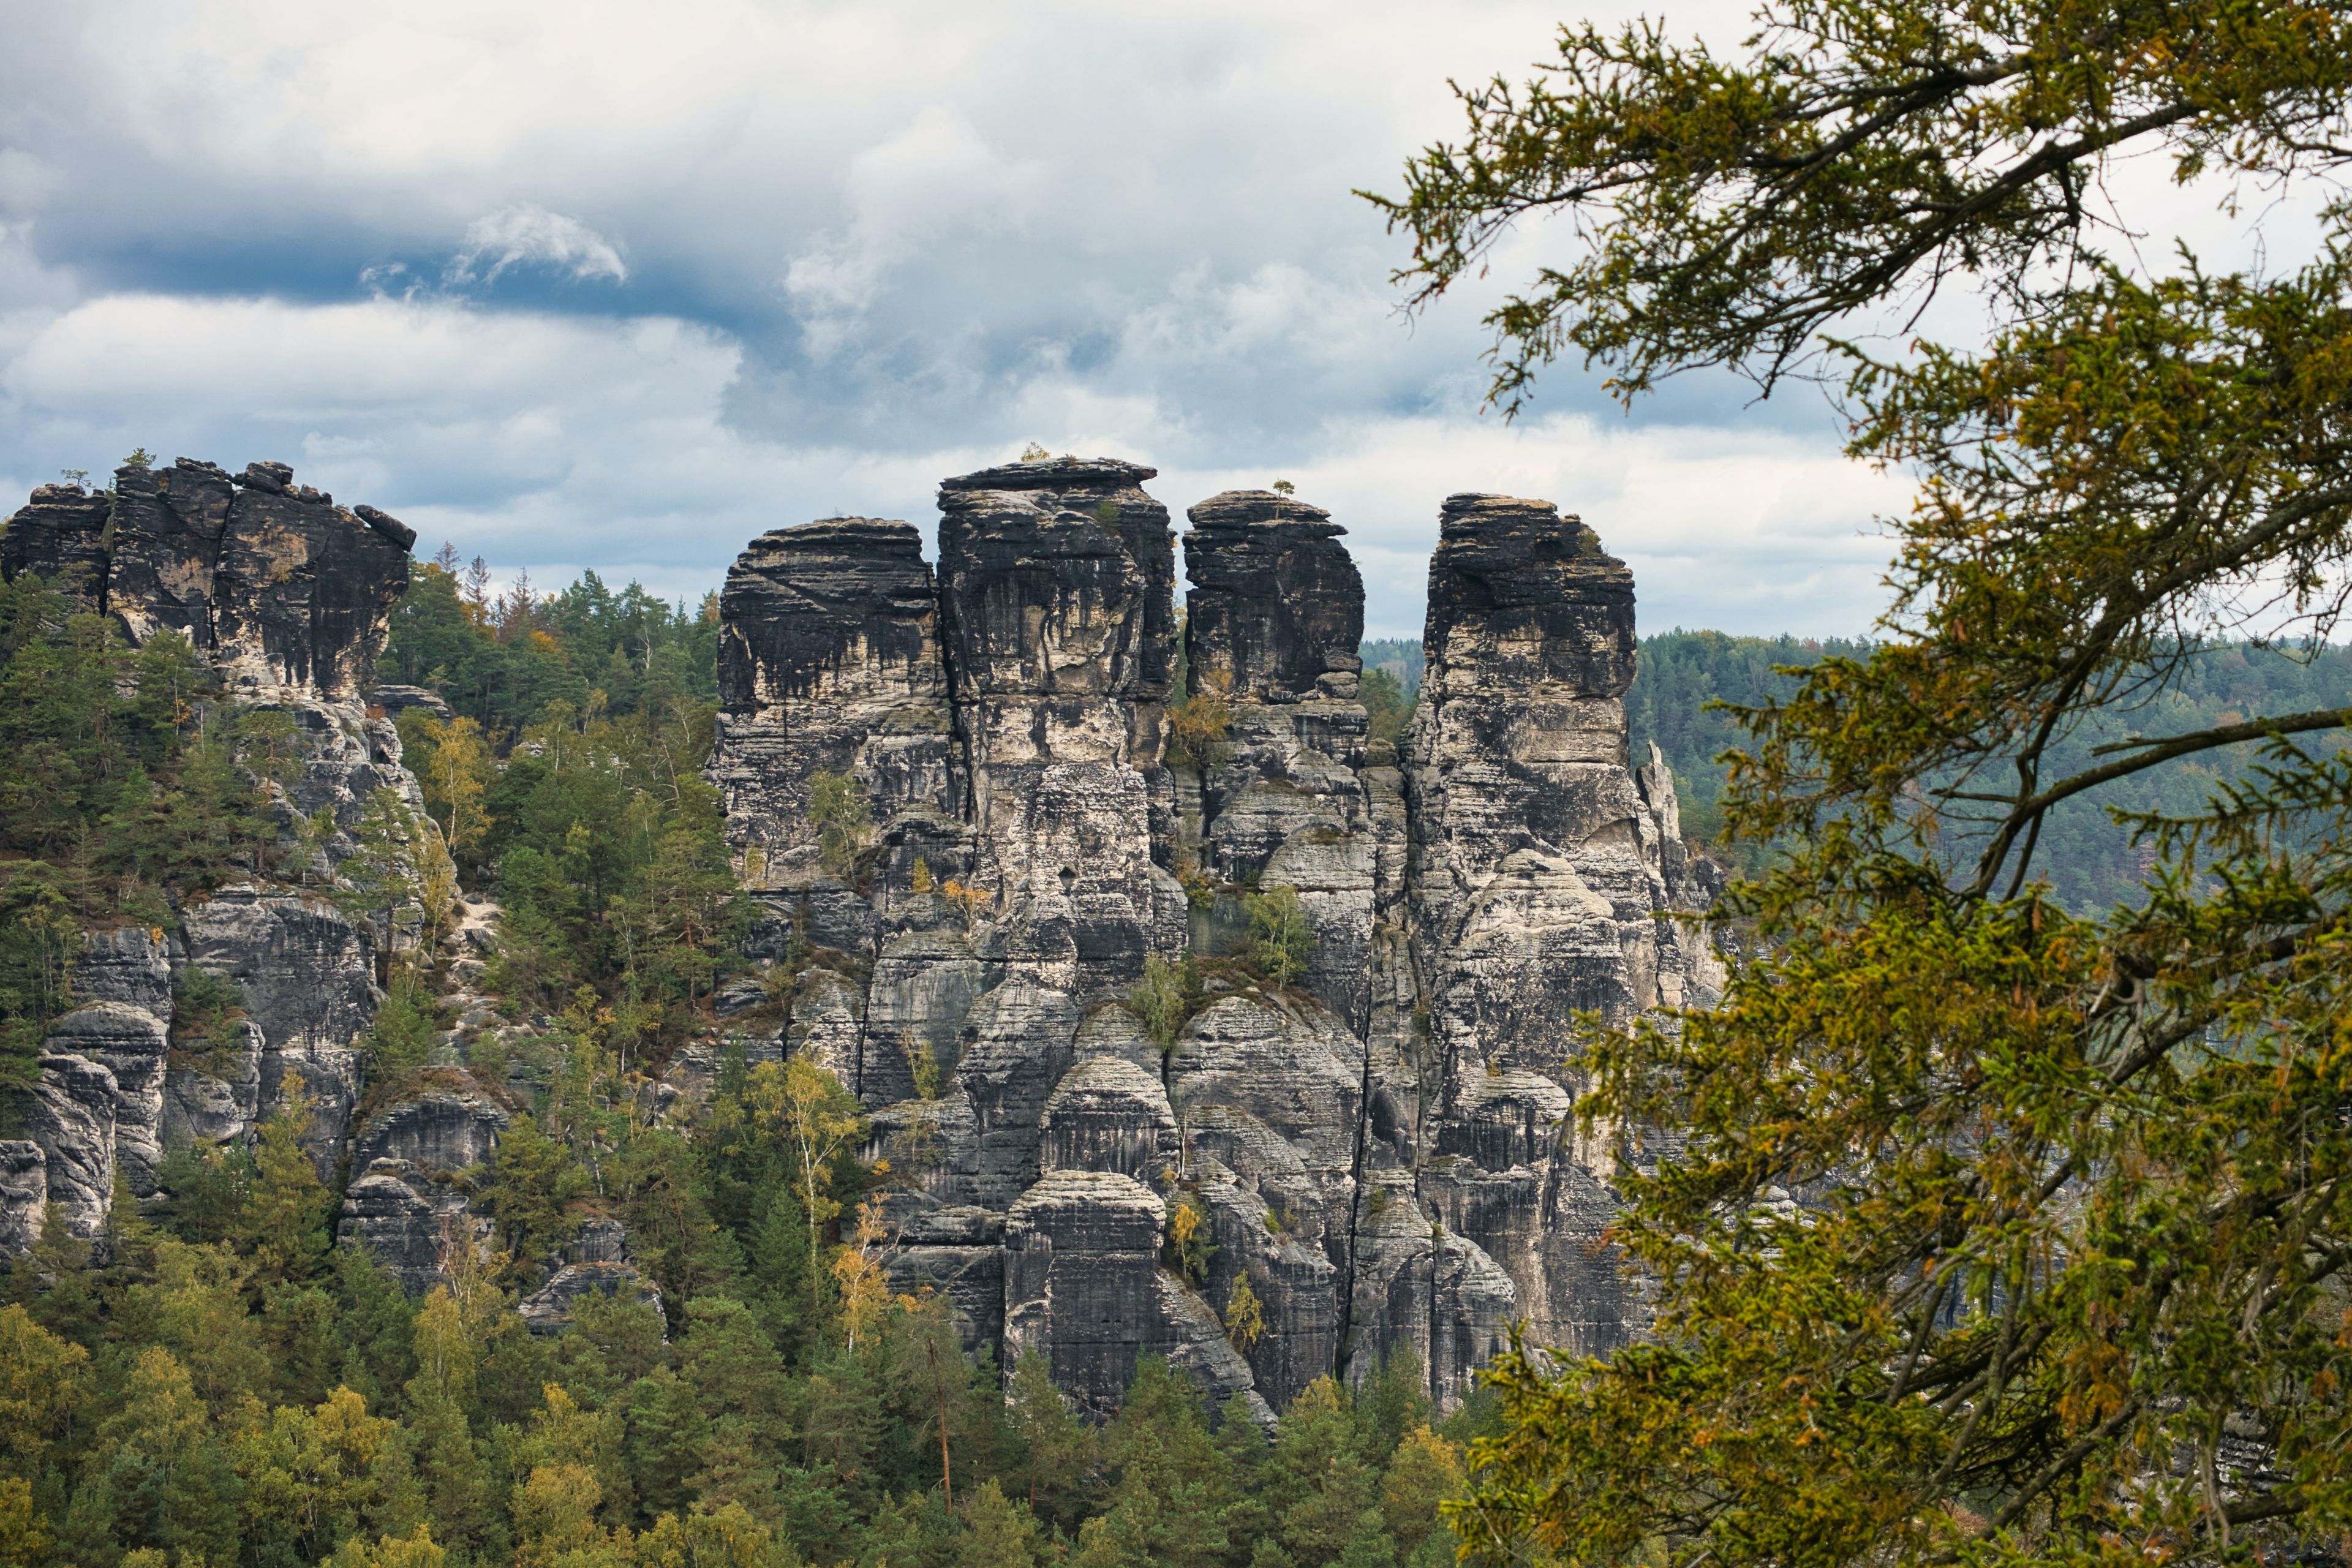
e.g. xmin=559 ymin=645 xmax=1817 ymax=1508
xmin=0 ymin=552 xmax=1490 ymax=1568
xmin=1620 ymin=630 xmax=2352 ymax=908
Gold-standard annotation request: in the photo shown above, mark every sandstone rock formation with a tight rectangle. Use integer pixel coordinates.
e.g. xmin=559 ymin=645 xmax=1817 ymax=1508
xmin=707 ymin=460 xmax=1719 ymax=1420
xmin=1 ymin=459 xmax=421 ymax=1259
xmin=4 ymin=459 xmax=413 ymax=697
xmin=519 ymin=1217 xmax=665 ymax=1334
xmin=336 ymin=1081 xmax=511 ymax=1294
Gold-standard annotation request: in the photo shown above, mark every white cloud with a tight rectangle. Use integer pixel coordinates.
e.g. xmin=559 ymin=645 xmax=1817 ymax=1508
xmin=0 ymin=0 xmax=2307 ymax=639
xmin=450 ymin=204 xmax=627 ymax=286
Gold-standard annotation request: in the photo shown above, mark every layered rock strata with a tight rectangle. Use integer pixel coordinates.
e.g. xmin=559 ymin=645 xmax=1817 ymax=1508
xmin=709 ymin=461 xmax=1719 ymax=1420
xmin=1405 ymin=494 xmax=1723 ymax=1354
xmin=1 ymin=460 xmax=421 ymax=1258
xmin=3 ymin=458 xmax=414 ymax=697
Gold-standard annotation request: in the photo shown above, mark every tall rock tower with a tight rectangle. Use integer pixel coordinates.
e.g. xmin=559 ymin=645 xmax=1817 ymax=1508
xmin=706 ymin=461 xmax=1720 ymax=1419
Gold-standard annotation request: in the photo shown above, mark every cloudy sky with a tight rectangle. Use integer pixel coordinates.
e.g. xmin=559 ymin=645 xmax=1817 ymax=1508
xmin=0 ymin=1 xmax=2264 ymax=637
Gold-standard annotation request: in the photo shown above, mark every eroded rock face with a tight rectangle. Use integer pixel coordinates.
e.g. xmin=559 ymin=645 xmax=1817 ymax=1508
xmin=42 ymin=1003 xmax=171 ymax=1198
xmin=1182 ymin=491 xmax=1378 ymax=1031
xmin=336 ymin=1082 xmax=512 ymax=1294
xmin=1404 ymin=494 xmax=1722 ymax=1355
xmin=0 ymin=484 xmax=112 ymax=604
xmin=519 ymin=1217 xmax=664 ymax=1334
xmin=1183 ymin=491 xmax=1363 ymax=703
xmin=0 ymin=1145 xmax=46 ymax=1255
xmin=181 ymin=886 xmax=374 ymax=1166
xmin=709 ymin=519 xmax=959 ymax=889
xmin=3 ymin=458 xmax=413 ymax=698
xmin=73 ymin=926 xmax=173 ymax=1014
xmin=936 ymin=458 xmax=1178 ymax=938
xmin=703 ymin=459 xmax=1717 ymax=1420
xmin=28 ymin=1054 xmax=118 ymax=1242
xmin=4 ymin=459 xmax=425 ymax=1258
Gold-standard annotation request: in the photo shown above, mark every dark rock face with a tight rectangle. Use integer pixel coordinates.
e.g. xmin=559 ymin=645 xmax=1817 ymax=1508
xmin=936 ymin=459 xmax=1183 ymax=974
xmin=1181 ymin=491 xmax=1379 ymax=1031
xmin=0 ymin=461 xmax=434 ymax=1270
xmin=73 ymin=926 xmax=173 ymax=1014
xmin=4 ymin=458 xmax=413 ymax=698
xmin=1183 ymin=491 xmax=1363 ymax=703
xmin=937 ymin=458 xmax=1177 ymax=705
xmin=709 ymin=519 xmax=959 ymax=888
xmin=0 ymin=484 xmax=110 ymax=604
xmin=700 ymin=461 xmax=1717 ymax=1420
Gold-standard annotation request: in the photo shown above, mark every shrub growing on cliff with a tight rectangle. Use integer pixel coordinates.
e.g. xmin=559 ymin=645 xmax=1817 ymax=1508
xmin=1374 ymin=2 xmax=2352 ymax=1561
xmin=1167 ymin=671 xmax=1233 ymax=767
xmin=1243 ymin=885 xmax=1314 ymax=987
xmin=1129 ymin=953 xmax=1204 ymax=1051
xmin=806 ymin=770 xmax=872 ymax=880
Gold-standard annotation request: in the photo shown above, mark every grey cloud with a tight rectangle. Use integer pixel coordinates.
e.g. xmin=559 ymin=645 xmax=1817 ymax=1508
xmin=0 ymin=0 xmax=1905 ymax=636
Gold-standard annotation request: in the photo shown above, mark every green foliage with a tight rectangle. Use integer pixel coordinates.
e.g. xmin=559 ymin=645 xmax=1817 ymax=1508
xmin=1128 ymin=953 xmax=1204 ymax=1052
xmin=1356 ymin=640 xmax=1422 ymax=695
xmin=805 ymin=769 xmax=872 ymax=880
xmin=361 ymin=972 xmax=440 ymax=1080
xmin=1383 ymin=4 xmax=2352 ymax=1564
xmin=1359 ymin=668 xmax=1414 ymax=749
xmin=380 ymin=557 xmax=718 ymax=739
xmin=1223 ymin=1273 xmax=1266 ymax=1352
xmin=1242 ymin=884 xmax=1314 ymax=987
xmin=0 ymin=573 xmax=279 ymax=1077
xmin=479 ymin=691 xmax=746 ymax=1047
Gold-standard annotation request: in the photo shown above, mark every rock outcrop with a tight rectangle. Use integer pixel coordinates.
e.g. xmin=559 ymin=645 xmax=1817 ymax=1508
xmin=519 ymin=1217 xmax=665 ymax=1334
xmin=704 ymin=459 xmax=1719 ymax=1420
xmin=1405 ymin=494 xmax=1722 ymax=1355
xmin=3 ymin=458 xmax=413 ymax=698
xmin=1 ymin=459 xmax=418 ymax=1256
xmin=27 ymin=1054 xmax=118 ymax=1242
xmin=336 ymin=1082 xmax=511 ymax=1294
xmin=707 ymin=519 xmax=959 ymax=892
xmin=181 ymin=887 xmax=374 ymax=1167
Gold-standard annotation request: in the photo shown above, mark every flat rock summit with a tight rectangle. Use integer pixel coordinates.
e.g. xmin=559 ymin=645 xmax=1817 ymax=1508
xmin=1 ymin=451 xmax=1720 ymax=1421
